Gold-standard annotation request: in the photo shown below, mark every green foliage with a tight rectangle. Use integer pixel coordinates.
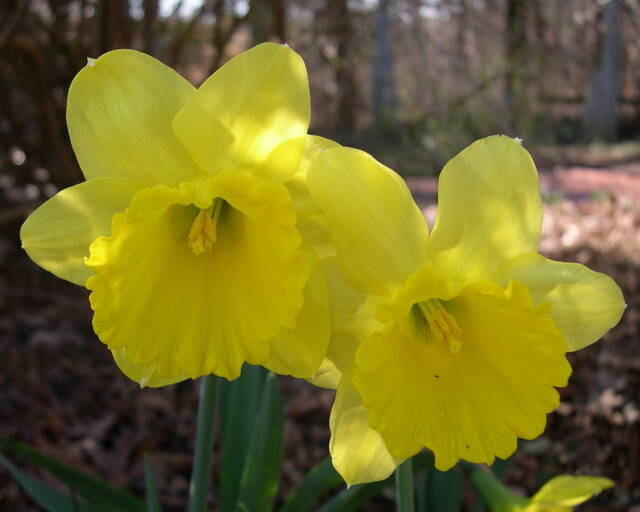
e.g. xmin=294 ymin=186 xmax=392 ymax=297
xmin=235 ymin=373 xmax=284 ymax=512
xmin=0 ymin=437 xmax=145 ymax=512
xmin=420 ymin=466 xmax=463 ymax=512
xmin=279 ymin=457 xmax=343 ymax=512
xmin=219 ymin=364 xmax=270 ymax=511
xmin=144 ymin=454 xmax=162 ymax=512
xmin=0 ymin=452 xmax=96 ymax=512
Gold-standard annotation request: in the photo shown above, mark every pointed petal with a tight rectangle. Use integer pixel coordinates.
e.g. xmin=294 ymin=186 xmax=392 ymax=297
xmin=173 ymin=43 xmax=310 ymax=181
xmin=286 ymin=135 xmax=341 ymax=259
xmin=308 ymin=147 xmax=429 ymax=295
xmin=265 ymin=252 xmax=330 ymax=379
xmin=86 ymin=173 xmax=309 ymax=380
xmin=493 ymin=253 xmax=625 ymax=351
xmin=330 ymin=373 xmax=401 ymax=485
xmin=429 ymin=135 xmax=542 ymax=281
xmin=532 ymin=475 xmax=614 ymax=507
xmin=111 ymin=348 xmax=188 ymax=388
xmin=306 ymin=256 xmax=378 ymax=390
xmin=354 ymin=280 xmax=571 ymax=470
xmin=67 ymin=50 xmax=199 ymax=185
xmin=20 ymin=178 xmax=144 ymax=285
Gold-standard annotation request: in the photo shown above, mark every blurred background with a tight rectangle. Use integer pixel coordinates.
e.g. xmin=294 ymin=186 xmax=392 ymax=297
xmin=1 ymin=0 xmax=639 ymax=510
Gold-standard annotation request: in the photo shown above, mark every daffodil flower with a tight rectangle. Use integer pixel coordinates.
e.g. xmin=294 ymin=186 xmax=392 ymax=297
xmin=470 ymin=468 xmax=614 ymax=512
xmin=307 ymin=135 xmax=625 ymax=484
xmin=21 ymin=43 xmax=333 ymax=385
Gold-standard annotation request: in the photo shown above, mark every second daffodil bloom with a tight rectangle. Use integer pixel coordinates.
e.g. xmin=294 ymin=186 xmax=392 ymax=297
xmin=20 ymin=43 xmax=332 ymax=385
xmin=307 ymin=135 xmax=625 ymax=484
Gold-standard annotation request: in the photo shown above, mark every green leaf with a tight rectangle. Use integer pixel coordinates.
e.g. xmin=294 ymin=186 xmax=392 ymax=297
xmin=219 ymin=364 xmax=269 ymax=511
xmin=316 ymin=451 xmax=436 ymax=512
xmin=469 ymin=457 xmax=514 ymax=512
xmin=423 ymin=467 xmax=463 ymax=512
xmin=279 ymin=457 xmax=344 ymax=512
xmin=0 ymin=437 xmax=145 ymax=512
xmin=0 ymin=452 xmax=96 ymax=512
xmin=235 ymin=372 xmax=284 ymax=512
xmin=144 ymin=454 xmax=162 ymax=512
xmin=316 ymin=481 xmax=387 ymax=512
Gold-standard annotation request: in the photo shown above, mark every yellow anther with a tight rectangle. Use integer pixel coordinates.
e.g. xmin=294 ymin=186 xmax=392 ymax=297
xmin=418 ymin=299 xmax=463 ymax=354
xmin=188 ymin=200 xmax=223 ymax=255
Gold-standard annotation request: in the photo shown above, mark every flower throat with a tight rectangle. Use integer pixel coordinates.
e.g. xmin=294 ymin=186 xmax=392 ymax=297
xmin=188 ymin=198 xmax=225 ymax=255
xmin=416 ymin=299 xmax=463 ymax=354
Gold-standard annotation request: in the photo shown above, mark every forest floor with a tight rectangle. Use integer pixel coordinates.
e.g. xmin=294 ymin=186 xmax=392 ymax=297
xmin=1 ymin=160 xmax=639 ymax=511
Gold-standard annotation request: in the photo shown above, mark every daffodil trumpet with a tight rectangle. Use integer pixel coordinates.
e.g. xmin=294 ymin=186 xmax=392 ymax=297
xmin=20 ymin=43 xmax=334 ymax=386
xmin=308 ymin=135 xmax=625 ymax=485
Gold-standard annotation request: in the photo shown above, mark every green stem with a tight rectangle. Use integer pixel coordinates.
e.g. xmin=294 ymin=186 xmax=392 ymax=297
xmin=188 ymin=374 xmax=220 ymax=512
xmin=395 ymin=458 xmax=415 ymax=512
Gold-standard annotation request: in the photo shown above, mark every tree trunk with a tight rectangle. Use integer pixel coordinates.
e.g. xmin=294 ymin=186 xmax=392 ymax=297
xmin=328 ymin=0 xmax=358 ymax=131
xmin=504 ymin=0 xmax=526 ymax=131
xmin=584 ymin=0 xmax=621 ymax=141
xmin=372 ymin=0 xmax=397 ymax=125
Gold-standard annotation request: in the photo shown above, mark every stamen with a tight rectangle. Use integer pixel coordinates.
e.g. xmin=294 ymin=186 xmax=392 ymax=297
xmin=417 ymin=299 xmax=463 ymax=354
xmin=188 ymin=199 xmax=223 ymax=255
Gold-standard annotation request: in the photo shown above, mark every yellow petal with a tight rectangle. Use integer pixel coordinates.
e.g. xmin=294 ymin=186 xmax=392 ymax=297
xmin=308 ymin=147 xmax=429 ymax=295
xmin=67 ymin=50 xmax=199 ymax=185
xmin=111 ymin=348 xmax=188 ymax=388
xmin=308 ymin=358 xmax=341 ymax=389
xmin=20 ymin=178 xmax=144 ymax=285
xmin=330 ymin=372 xmax=401 ymax=485
xmin=307 ymin=256 xmax=378 ymax=389
xmin=429 ymin=135 xmax=542 ymax=281
xmin=354 ymin=279 xmax=571 ymax=470
xmin=86 ymin=172 xmax=309 ymax=380
xmin=531 ymin=475 xmax=614 ymax=507
xmin=173 ymin=43 xmax=310 ymax=182
xmin=287 ymin=135 xmax=341 ymax=259
xmin=265 ymin=252 xmax=330 ymax=379
xmin=493 ymin=253 xmax=625 ymax=351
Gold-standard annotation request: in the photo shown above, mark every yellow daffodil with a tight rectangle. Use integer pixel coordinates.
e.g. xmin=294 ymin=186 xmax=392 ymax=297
xmin=21 ymin=43 xmax=332 ymax=385
xmin=307 ymin=135 xmax=625 ymax=484
xmin=470 ymin=467 xmax=614 ymax=512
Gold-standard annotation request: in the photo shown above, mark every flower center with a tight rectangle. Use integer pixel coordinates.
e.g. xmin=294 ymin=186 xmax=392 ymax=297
xmin=417 ymin=299 xmax=463 ymax=354
xmin=188 ymin=199 xmax=224 ymax=255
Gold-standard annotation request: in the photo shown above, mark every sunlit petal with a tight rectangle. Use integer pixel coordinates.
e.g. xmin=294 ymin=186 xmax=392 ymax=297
xmin=173 ymin=43 xmax=310 ymax=182
xmin=330 ymin=372 xmax=401 ymax=485
xmin=429 ymin=135 xmax=542 ymax=281
xmin=67 ymin=50 xmax=198 ymax=185
xmin=493 ymin=253 xmax=625 ymax=351
xmin=308 ymin=147 xmax=429 ymax=295
xmin=531 ymin=475 xmax=614 ymax=508
xmin=287 ymin=135 xmax=341 ymax=259
xmin=20 ymin=178 xmax=144 ymax=285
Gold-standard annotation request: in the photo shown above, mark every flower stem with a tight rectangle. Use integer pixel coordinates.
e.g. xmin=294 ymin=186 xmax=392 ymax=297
xmin=395 ymin=458 xmax=415 ymax=512
xmin=188 ymin=374 xmax=220 ymax=512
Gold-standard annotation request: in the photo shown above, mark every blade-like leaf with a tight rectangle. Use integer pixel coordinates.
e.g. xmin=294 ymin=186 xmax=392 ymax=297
xmin=235 ymin=372 xmax=284 ymax=512
xmin=279 ymin=457 xmax=344 ymax=512
xmin=0 ymin=437 xmax=145 ymax=512
xmin=317 ymin=450 xmax=436 ymax=512
xmin=219 ymin=364 xmax=269 ymax=511
xmin=144 ymin=454 xmax=162 ymax=512
xmin=316 ymin=481 xmax=387 ymax=512
xmin=0 ymin=452 xmax=95 ymax=512
xmin=424 ymin=467 xmax=463 ymax=512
